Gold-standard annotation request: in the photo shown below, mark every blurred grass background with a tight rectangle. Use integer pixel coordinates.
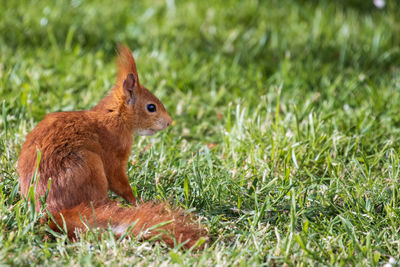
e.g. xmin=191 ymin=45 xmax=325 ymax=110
xmin=1 ymin=0 xmax=400 ymax=265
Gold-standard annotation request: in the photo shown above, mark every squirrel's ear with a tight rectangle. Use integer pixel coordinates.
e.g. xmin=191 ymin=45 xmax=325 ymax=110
xmin=117 ymin=45 xmax=140 ymax=87
xmin=123 ymin=73 xmax=136 ymax=105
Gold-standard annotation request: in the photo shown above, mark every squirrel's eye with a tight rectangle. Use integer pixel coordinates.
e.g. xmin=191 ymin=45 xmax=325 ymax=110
xmin=147 ymin=104 xmax=156 ymax=113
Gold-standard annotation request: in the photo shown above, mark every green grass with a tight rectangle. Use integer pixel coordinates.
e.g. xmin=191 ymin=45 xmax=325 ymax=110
xmin=1 ymin=0 xmax=400 ymax=265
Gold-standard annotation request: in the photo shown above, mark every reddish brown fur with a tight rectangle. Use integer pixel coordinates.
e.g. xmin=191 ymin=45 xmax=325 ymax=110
xmin=17 ymin=46 xmax=205 ymax=248
xmin=49 ymin=202 xmax=205 ymax=249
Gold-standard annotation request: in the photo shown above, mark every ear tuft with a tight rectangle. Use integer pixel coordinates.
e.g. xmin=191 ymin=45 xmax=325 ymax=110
xmin=117 ymin=45 xmax=140 ymax=87
xmin=123 ymin=73 xmax=136 ymax=105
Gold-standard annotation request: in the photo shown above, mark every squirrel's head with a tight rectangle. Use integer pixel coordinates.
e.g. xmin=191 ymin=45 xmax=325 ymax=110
xmin=114 ymin=45 xmax=172 ymax=135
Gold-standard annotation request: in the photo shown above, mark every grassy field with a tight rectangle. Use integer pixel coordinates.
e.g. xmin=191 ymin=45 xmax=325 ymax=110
xmin=1 ymin=0 xmax=400 ymax=265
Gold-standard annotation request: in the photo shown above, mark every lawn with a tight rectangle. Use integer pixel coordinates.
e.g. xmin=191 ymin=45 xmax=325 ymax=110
xmin=1 ymin=0 xmax=400 ymax=265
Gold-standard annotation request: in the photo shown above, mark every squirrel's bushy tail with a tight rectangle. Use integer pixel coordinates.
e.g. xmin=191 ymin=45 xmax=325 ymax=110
xmin=48 ymin=201 xmax=206 ymax=249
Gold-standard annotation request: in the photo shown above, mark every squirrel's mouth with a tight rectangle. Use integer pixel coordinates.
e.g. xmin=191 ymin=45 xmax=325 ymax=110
xmin=135 ymin=128 xmax=157 ymax=136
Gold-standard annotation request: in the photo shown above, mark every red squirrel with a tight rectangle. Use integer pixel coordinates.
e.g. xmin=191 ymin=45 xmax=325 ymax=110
xmin=17 ymin=45 xmax=205 ymax=249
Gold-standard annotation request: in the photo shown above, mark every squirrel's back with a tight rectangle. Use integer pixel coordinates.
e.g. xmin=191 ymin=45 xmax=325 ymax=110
xmin=18 ymin=110 xmax=105 ymax=212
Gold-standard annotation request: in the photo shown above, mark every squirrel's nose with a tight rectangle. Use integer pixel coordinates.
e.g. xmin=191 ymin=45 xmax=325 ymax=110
xmin=165 ymin=116 xmax=172 ymax=127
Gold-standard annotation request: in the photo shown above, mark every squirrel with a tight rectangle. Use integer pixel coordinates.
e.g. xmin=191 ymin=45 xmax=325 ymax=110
xmin=17 ymin=45 xmax=205 ymax=249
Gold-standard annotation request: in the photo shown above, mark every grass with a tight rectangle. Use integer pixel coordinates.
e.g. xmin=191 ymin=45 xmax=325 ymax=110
xmin=1 ymin=0 xmax=400 ymax=265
